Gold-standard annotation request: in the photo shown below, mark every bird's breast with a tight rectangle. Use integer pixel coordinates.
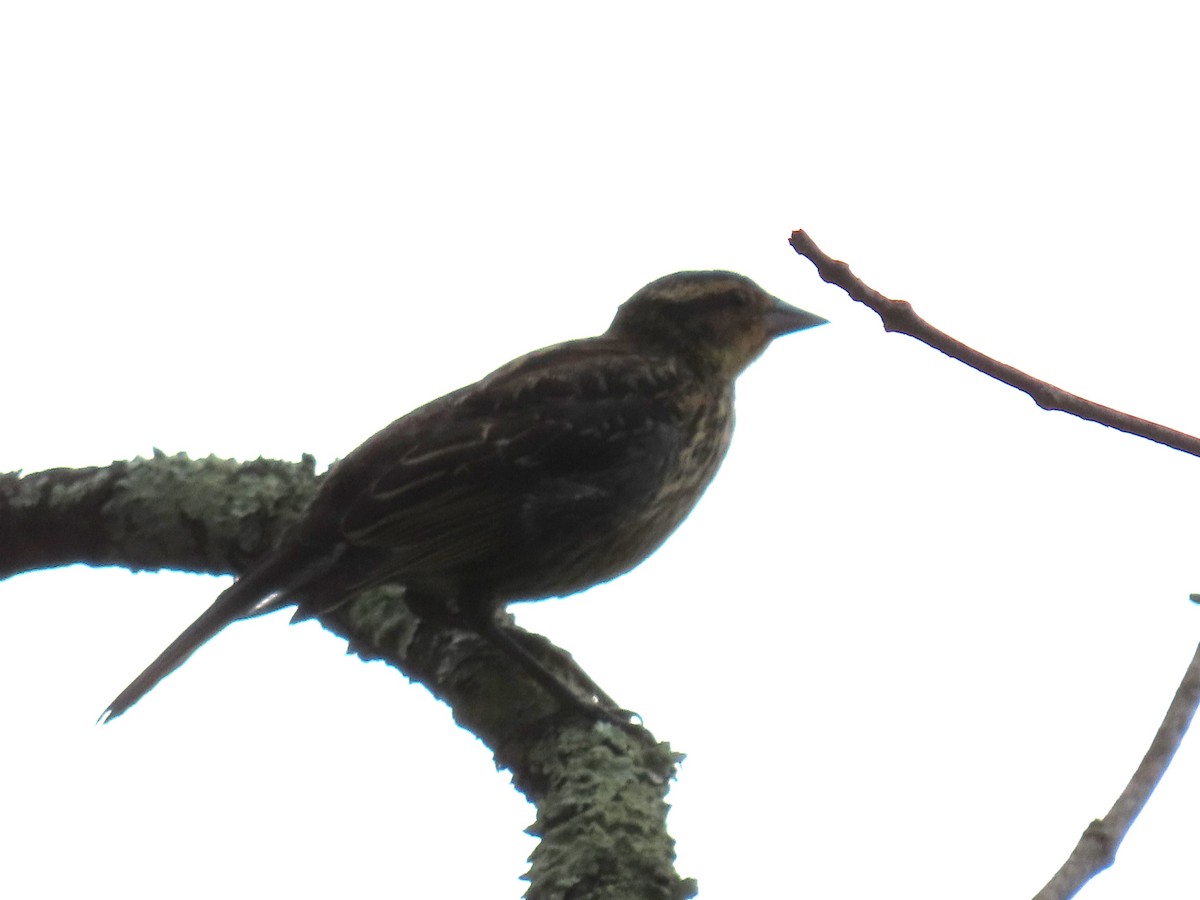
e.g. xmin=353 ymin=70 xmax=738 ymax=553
xmin=637 ymin=388 xmax=734 ymax=536
xmin=504 ymin=385 xmax=735 ymax=603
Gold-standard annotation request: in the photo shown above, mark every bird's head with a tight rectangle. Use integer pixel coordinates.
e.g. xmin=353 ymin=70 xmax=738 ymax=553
xmin=607 ymin=271 xmax=827 ymax=380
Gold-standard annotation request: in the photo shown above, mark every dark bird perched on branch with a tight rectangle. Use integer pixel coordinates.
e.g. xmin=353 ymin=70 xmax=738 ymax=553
xmin=101 ymin=271 xmax=826 ymax=724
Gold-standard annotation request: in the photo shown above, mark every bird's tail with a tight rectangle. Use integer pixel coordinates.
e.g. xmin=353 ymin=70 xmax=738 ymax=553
xmin=99 ymin=556 xmax=293 ymax=723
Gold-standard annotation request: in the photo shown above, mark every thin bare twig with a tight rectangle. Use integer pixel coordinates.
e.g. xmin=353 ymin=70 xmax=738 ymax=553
xmin=788 ymin=229 xmax=1200 ymax=896
xmin=788 ymin=229 xmax=1200 ymax=459
xmin=1031 ymin=641 xmax=1200 ymax=900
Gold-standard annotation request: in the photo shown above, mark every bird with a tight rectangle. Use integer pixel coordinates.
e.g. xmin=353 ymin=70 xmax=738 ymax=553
xmin=101 ymin=271 xmax=826 ymax=724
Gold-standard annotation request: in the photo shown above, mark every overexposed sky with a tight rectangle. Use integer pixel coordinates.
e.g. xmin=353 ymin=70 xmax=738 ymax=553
xmin=3 ymin=3 xmax=1200 ymax=898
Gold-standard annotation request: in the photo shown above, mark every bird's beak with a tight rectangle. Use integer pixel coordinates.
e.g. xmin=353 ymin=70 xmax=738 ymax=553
xmin=764 ymin=297 xmax=828 ymax=336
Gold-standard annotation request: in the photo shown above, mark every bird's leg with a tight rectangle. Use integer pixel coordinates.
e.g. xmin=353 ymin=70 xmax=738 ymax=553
xmin=500 ymin=626 xmax=623 ymax=710
xmin=404 ymin=589 xmax=638 ymax=727
xmin=478 ymin=617 xmax=637 ymax=729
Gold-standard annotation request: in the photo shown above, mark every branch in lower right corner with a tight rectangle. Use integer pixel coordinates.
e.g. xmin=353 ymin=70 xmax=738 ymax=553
xmin=1031 ymin=639 xmax=1200 ymax=900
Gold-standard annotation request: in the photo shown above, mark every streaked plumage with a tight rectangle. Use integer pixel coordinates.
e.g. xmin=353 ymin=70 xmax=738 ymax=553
xmin=102 ymin=271 xmax=826 ymax=723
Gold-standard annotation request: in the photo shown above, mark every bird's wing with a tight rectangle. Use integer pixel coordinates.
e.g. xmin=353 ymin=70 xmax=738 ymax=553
xmin=328 ymin=344 xmax=683 ymax=576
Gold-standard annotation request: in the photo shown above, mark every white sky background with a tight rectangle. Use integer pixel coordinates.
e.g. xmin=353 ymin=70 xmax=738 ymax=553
xmin=2 ymin=3 xmax=1199 ymax=898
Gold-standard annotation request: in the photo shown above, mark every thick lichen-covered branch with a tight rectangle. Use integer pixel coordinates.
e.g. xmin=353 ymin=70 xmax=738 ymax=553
xmin=0 ymin=453 xmax=692 ymax=899
xmin=0 ymin=451 xmax=317 ymax=580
